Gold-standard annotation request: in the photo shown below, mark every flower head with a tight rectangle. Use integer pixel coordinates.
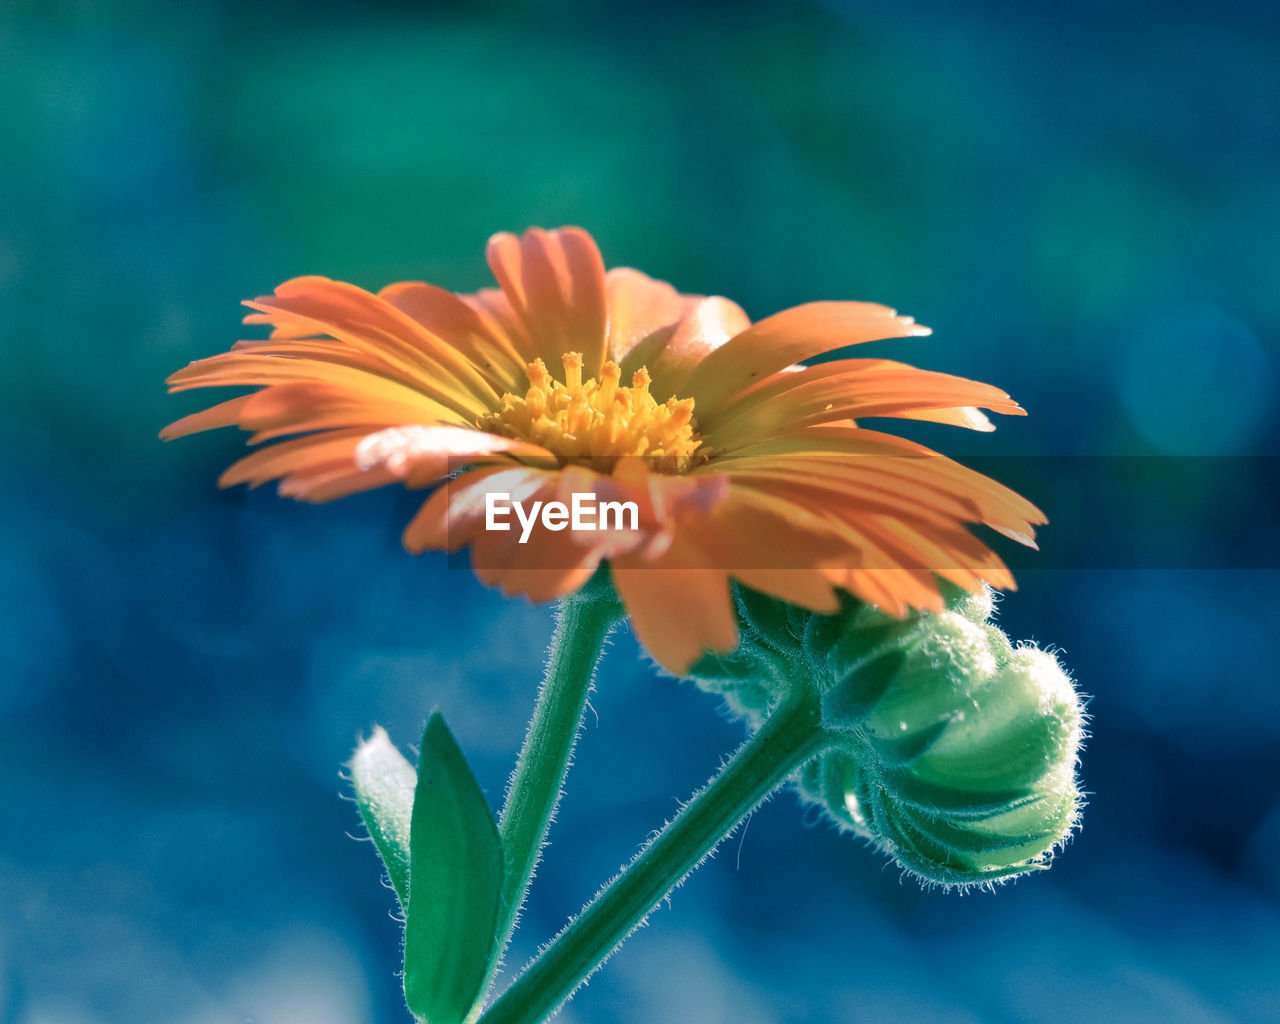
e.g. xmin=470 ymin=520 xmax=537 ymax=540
xmin=163 ymin=227 xmax=1044 ymax=672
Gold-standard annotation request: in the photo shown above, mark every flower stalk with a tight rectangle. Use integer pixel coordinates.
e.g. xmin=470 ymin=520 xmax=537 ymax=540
xmin=487 ymin=585 xmax=623 ymax=988
xmin=479 ymin=686 xmax=833 ymax=1024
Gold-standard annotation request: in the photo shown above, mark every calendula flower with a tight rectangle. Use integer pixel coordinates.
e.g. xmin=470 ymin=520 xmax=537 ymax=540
xmin=163 ymin=227 xmax=1043 ymax=672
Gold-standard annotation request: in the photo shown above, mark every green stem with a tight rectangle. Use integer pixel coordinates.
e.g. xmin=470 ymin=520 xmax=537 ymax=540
xmin=484 ymin=590 xmax=621 ymax=998
xmin=479 ymin=689 xmax=832 ymax=1024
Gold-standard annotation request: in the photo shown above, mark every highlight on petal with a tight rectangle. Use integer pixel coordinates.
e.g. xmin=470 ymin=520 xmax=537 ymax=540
xmin=220 ymin=429 xmax=371 ymax=489
xmin=907 ymin=406 xmax=996 ymax=431
xmin=224 ymin=430 xmax=402 ymax=504
xmin=355 ymin=425 xmax=553 ymax=486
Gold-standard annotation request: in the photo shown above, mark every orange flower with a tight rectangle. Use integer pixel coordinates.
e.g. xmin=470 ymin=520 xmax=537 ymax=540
xmin=163 ymin=227 xmax=1043 ymax=672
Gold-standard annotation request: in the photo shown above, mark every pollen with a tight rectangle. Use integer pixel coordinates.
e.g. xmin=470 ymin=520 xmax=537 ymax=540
xmin=480 ymin=353 xmax=705 ymax=473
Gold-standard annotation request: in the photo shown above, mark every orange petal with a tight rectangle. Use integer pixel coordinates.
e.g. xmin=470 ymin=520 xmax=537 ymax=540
xmin=611 ymin=560 xmax=738 ymax=674
xmin=160 ymin=395 xmax=254 ymax=440
xmin=462 ymin=288 xmax=538 ymax=363
xmin=471 ymin=530 xmax=605 ymax=604
xmin=703 ymin=359 xmax=1022 ymax=448
xmin=732 ymin=569 xmax=842 ymax=614
xmin=278 ymin=463 xmax=402 ymax=503
xmin=718 ymin=465 xmax=976 ymax=535
xmin=861 ymin=515 xmax=1015 ymax=592
xmin=401 ymin=466 xmax=603 ymax=602
xmin=242 ymin=312 xmax=318 ymax=340
xmin=379 ymin=280 xmax=527 ymax=392
xmin=355 ymin=425 xmax=554 ymax=488
xmin=402 ymin=465 xmax=553 ymax=554
xmin=719 ymin=425 xmax=1045 ymax=539
xmin=245 ymin=276 xmax=500 ymax=415
xmin=457 ymin=482 xmax=608 ymax=602
xmin=905 ymin=406 xmax=996 ymax=431
xmin=219 ymin=429 xmax=369 ymax=488
xmin=161 ymin=375 xmax=442 ymax=444
xmin=230 ymin=337 xmax=405 ymax=378
xmin=694 ymin=455 xmax=1029 ymax=604
xmin=633 ymin=297 xmax=752 ymax=402
xmin=241 ymin=382 xmax=451 ymax=443
xmin=688 ymin=484 xmax=855 ymax=571
xmin=833 ymin=567 xmax=942 ymax=617
xmin=166 ymin=352 xmax=466 ymax=425
xmin=486 ymin=227 xmax=608 ymax=379
xmin=604 ymin=267 xmax=688 ymax=365
xmin=716 ymin=448 xmax=1031 ymax=532
xmin=683 ymin=302 xmax=929 ymax=416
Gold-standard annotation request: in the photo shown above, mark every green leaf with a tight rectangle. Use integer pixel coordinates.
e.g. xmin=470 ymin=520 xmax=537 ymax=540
xmin=349 ymin=726 xmax=415 ymax=909
xmin=403 ymin=712 xmax=505 ymax=1024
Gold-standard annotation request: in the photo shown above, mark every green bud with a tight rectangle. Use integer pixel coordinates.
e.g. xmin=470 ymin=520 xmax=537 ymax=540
xmin=691 ymin=584 xmax=1085 ymax=889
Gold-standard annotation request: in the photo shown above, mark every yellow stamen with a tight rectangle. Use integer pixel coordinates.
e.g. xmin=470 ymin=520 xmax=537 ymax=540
xmin=479 ymin=354 xmax=704 ymax=473
xmin=526 ymin=358 xmax=550 ymax=387
xmin=599 ymin=361 xmax=621 ymax=406
xmin=562 ymin=351 xmax=583 ymax=390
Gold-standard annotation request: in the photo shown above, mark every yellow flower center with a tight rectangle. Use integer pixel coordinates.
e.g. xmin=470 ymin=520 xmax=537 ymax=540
xmin=480 ymin=352 xmax=704 ymax=473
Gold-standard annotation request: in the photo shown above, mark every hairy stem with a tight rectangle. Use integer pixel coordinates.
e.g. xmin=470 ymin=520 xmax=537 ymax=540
xmin=478 ymin=590 xmax=621 ymax=1011
xmin=480 ymin=689 xmax=831 ymax=1024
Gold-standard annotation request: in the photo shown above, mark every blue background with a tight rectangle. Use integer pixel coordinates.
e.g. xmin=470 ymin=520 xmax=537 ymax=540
xmin=3 ymin=1 xmax=1278 ymax=1022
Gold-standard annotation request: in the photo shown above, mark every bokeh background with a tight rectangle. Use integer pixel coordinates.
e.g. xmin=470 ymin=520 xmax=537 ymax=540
xmin=3 ymin=1 xmax=1279 ymax=1021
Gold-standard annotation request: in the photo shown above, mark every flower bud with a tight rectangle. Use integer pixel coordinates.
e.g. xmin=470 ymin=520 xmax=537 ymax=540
xmin=691 ymin=584 xmax=1085 ymax=888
